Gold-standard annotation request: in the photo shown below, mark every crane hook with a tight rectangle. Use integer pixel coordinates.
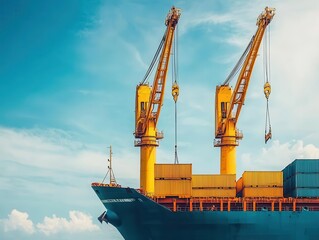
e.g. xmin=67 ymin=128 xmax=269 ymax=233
xmin=172 ymin=82 xmax=179 ymax=102
xmin=264 ymin=82 xmax=271 ymax=99
xmin=265 ymin=126 xmax=272 ymax=143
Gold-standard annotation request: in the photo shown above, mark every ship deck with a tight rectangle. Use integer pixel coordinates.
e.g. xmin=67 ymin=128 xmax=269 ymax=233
xmin=92 ymin=183 xmax=319 ymax=212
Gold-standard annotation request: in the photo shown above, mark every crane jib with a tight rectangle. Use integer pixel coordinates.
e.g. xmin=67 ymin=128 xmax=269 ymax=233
xmin=214 ymin=7 xmax=275 ymax=175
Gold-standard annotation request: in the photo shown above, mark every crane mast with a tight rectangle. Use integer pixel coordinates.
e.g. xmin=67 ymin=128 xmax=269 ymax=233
xmin=134 ymin=7 xmax=181 ymax=195
xmin=214 ymin=7 xmax=275 ymax=175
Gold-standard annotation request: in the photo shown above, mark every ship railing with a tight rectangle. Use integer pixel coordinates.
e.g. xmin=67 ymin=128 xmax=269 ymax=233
xmin=165 ymin=205 xmax=319 ymax=212
xmin=155 ymin=196 xmax=319 ymax=212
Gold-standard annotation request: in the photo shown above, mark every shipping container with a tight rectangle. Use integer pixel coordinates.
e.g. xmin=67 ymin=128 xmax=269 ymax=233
xmin=192 ymin=174 xmax=236 ymax=188
xmin=284 ymin=173 xmax=319 ymax=190
xmin=283 ymin=159 xmax=319 ymax=180
xmin=155 ymin=164 xmax=192 ymax=179
xmin=285 ymin=188 xmax=319 ymax=198
xmin=242 ymin=171 xmax=283 ymax=187
xmin=242 ymin=187 xmax=283 ymax=198
xmin=236 ymin=177 xmax=243 ymax=194
xmin=192 ymin=188 xmax=236 ymax=198
xmin=154 ymin=179 xmax=191 ymax=198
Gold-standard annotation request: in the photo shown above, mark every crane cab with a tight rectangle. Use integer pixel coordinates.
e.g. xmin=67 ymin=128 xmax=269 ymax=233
xmin=135 ymin=84 xmax=151 ymax=137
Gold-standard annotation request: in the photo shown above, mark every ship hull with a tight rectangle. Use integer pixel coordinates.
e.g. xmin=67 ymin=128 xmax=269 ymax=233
xmin=92 ymin=186 xmax=319 ymax=240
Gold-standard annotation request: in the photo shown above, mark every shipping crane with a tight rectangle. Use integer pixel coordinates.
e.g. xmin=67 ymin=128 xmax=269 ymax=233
xmin=214 ymin=7 xmax=275 ymax=175
xmin=134 ymin=7 xmax=181 ymax=195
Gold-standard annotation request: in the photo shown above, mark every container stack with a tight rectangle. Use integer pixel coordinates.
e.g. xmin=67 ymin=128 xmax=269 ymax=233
xmin=154 ymin=164 xmax=192 ymax=198
xmin=192 ymin=174 xmax=236 ymax=197
xmin=283 ymin=159 xmax=319 ymax=197
xmin=236 ymin=171 xmax=283 ymax=197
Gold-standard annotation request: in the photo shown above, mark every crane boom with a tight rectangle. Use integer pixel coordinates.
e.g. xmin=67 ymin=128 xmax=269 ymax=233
xmin=227 ymin=7 xmax=275 ymax=126
xmin=134 ymin=7 xmax=181 ymax=195
xmin=214 ymin=7 xmax=275 ymax=175
xmin=135 ymin=7 xmax=181 ymax=138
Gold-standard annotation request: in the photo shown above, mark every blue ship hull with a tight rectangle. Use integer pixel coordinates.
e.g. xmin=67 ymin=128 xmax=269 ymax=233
xmin=92 ymin=185 xmax=319 ymax=240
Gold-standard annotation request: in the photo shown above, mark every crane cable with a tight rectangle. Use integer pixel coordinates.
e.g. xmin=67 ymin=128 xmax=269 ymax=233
xmin=171 ymin=24 xmax=179 ymax=164
xmin=263 ymin=26 xmax=272 ymax=143
xmin=222 ymin=36 xmax=254 ymax=86
xmin=141 ymin=31 xmax=166 ymax=85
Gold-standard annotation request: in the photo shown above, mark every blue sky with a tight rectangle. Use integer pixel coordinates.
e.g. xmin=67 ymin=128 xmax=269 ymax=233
xmin=1 ymin=0 xmax=319 ymax=239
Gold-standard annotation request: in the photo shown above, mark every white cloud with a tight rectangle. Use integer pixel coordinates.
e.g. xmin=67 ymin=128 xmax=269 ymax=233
xmin=0 ymin=126 xmax=138 ymax=179
xmin=0 ymin=210 xmax=99 ymax=236
xmin=269 ymin=2 xmax=319 ymax=136
xmin=1 ymin=209 xmax=35 ymax=234
xmin=123 ymin=40 xmax=148 ymax=70
xmin=182 ymin=12 xmax=232 ymax=33
xmin=37 ymin=211 xmax=99 ymax=236
xmin=240 ymin=140 xmax=319 ymax=174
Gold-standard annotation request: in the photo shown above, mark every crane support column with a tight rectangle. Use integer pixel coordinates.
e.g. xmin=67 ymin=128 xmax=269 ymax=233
xmin=214 ymin=85 xmax=242 ymax=174
xmin=135 ymin=85 xmax=163 ymax=195
xmin=138 ymin=129 xmax=158 ymax=196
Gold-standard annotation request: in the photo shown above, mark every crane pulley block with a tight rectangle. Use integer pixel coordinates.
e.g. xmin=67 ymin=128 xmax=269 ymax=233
xmin=264 ymin=82 xmax=271 ymax=99
xmin=172 ymin=82 xmax=179 ymax=103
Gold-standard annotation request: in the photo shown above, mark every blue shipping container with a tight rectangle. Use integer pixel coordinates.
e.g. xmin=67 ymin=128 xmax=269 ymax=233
xmin=287 ymin=188 xmax=319 ymax=198
xmin=283 ymin=159 xmax=319 ymax=180
xmin=284 ymin=173 xmax=319 ymax=189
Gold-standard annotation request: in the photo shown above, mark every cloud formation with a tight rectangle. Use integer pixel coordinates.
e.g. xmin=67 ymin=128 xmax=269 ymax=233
xmin=240 ymin=140 xmax=319 ymax=174
xmin=0 ymin=126 xmax=138 ymax=179
xmin=0 ymin=209 xmax=99 ymax=236
xmin=37 ymin=211 xmax=99 ymax=235
xmin=1 ymin=209 xmax=35 ymax=234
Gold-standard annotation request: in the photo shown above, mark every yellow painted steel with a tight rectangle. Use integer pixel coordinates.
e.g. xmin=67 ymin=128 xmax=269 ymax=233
xmin=220 ymin=145 xmax=236 ymax=174
xmin=214 ymin=7 xmax=275 ymax=176
xmin=135 ymin=85 xmax=151 ymax=131
xmin=140 ymin=145 xmax=156 ymax=195
xmin=215 ymin=86 xmax=240 ymax=174
xmin=264 ymin=82 xmax=271 ymax=99
xmin=135 ymin=85 xmax=159 ymax=195
xmin=134 ymin=7 xmax=181 ymax=195
xmin=172 ymin=82 xmax=179 ymax=103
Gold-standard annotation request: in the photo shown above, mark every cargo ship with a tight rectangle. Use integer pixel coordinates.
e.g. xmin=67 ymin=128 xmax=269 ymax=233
xmin=92 ymin=159 xmax=319 ymax=240
xmin=92 ymin=7 xmax=319 ymax=240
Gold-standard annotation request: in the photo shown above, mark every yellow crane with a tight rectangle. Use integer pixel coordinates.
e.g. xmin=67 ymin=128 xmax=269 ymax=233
xmin=134 ymin=7 xmax=181 ymax=195
xmin=214 ymin=7 xmax=275 ymax=175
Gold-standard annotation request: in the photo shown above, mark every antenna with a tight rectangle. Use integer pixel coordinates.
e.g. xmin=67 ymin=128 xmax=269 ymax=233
xmin=101 ymin=145 xmax=119 ymax=187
